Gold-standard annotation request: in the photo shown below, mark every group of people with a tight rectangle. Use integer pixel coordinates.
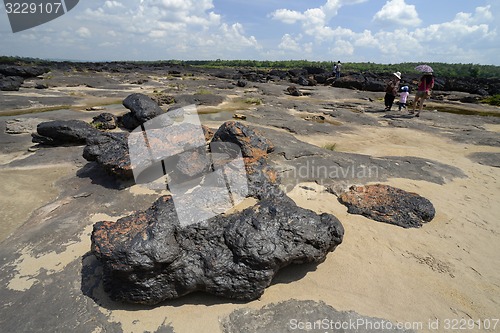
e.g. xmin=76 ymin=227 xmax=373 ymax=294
xmin=384 ymin=70 xmax=435 ymax=117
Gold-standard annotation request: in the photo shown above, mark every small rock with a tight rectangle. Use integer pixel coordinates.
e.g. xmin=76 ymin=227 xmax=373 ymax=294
xmin=338 ymin=184 xmax=435 ymax=228
xmin=91 ymin=113 xmax=117 ymax=130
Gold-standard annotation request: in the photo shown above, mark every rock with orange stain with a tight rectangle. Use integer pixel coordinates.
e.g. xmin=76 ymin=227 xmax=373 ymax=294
xmin=338 ymin=184 xmax=435 ymax=228
xmin=91 ymin=194 xmax=344 ymax=304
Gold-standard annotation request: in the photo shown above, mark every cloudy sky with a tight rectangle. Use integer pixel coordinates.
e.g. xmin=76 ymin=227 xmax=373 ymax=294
xmin=0 ymin=0 xmax=499 ymax=65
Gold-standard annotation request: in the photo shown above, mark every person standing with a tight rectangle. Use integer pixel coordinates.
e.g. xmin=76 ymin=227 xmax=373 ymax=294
xmin=398 ymin=86 xmax=409 ymax=111
xmin=411 ymin=73 xmax=435 ymax=117
xmin=384 ymin=71 xmax=401 ymax=111
xmin=334 ymin=61 xmax=342 ymax=79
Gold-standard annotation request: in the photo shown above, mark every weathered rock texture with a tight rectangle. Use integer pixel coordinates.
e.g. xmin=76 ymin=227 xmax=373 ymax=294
xmin=212 ymin=121 xmax=275 ymax=159
xmin=91 ymin=113 xmax=117 ymax=130
xmin=83 ymin=132 xmax=132 ymax=179
xmin=32 ymin=120 xmax=99 ymax=145
xmin=338 ymin=184 xmax=435 ymax=228
xmin=91 ymin=194 xmax=344 ymax=304
xmin=120 ymin=93 xmax=165 ymax=130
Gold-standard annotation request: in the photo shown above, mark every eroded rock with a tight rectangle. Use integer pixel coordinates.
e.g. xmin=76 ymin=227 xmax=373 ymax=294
xmin=33 ymin=120 xmax=99 ymax=145
xmin=121 ymin=93 xmax=165 ymax=130
xmin=338 ymin=184 xmax=435 ymax=228
xmin=91 ymin=194 xmax=344 ymax=304
xmin=212 ymin=121 xmax=274 ymax=159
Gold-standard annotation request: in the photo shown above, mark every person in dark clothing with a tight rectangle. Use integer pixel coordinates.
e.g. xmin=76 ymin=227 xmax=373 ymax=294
xmin=384 ymin=71 xmax=401 ymax=111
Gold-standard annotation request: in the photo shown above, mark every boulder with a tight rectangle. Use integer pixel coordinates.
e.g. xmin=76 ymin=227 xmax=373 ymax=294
xmin=121 ymin=93 xmax=165 ymax=130
xmin=33 ymin=120 xmax=99 ymax=145
xmin=0 ymin=75 xmax=24 ymax=91
xmin=0 ymin=65 xmax=48 ymax=78
xmin=287 ymin=86 xmax=302 ymax=96
xmin=91 ymin=194 xmax=344 ymax=304
xmin=91 ymin=113 xmax=117 ymax=130
xmin=211 ymin=121 xmax=274 ymax=159
xmin=83 ymin=132 xmax=133 ymax=179
xmin=338 ymin=184 xmax=435 ymax=228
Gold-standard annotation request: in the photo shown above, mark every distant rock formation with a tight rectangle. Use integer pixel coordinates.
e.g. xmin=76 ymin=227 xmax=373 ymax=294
xmin=338 ymin=184 xmax=435 ymax=228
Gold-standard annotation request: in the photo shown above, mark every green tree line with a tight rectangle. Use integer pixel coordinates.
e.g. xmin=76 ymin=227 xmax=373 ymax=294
xmin=1 ymin=56 xmax=499 ymax=79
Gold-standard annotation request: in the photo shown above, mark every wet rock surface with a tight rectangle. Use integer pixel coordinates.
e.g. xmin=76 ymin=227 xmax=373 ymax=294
xmin=91 ymin=194 xmax=344 ymax=304
xmin=222 ymin=299 xmax=415 ymax=333
xmin=337 ymin=184 xmax=436 ymax=228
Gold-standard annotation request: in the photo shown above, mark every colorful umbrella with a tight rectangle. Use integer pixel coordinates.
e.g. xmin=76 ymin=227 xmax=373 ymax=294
xmin=415 ymin=64 xmax=433 ymax=73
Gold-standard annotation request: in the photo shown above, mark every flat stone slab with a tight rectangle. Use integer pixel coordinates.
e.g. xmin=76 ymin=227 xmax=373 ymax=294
xmin=222 ymin=299 xmax=415 ymax=333
xmin=338 ymin=184 xmax=435 ymax=228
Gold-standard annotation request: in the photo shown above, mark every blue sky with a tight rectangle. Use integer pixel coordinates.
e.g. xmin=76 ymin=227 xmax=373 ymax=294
xmin=0 ymin=0 xmax=499 ymax=65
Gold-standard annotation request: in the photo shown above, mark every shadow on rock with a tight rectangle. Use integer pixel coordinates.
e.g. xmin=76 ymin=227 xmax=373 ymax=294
xmin=76 ymin=162 xmax=134 ymax=190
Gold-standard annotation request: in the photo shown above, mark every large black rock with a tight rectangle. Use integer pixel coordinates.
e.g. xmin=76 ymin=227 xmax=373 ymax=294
xmin=121 ymin=93 xmax=165 ymax=130
xmin=33 ymin=120 xmax=99 ymax=145
xmin=91 ymin=194 xmax=344 ymax=304
xmin=0 ymin=75 xmax=24 ymax=91
xmin=83 ymin=132 xmax=132 ymax=179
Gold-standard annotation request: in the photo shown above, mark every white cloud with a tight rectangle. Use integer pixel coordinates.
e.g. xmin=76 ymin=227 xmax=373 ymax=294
xmin=76 ymin=27 xmax=91 ymax=38
xmin=373 ymin=0 xmax=422 ymax=27
xmin=271 ymin=9 xmax=305 ymax=24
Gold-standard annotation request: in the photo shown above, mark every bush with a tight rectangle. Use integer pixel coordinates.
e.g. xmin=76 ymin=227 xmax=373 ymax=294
xmin=481 ymin=95 xmax=500 ymax=106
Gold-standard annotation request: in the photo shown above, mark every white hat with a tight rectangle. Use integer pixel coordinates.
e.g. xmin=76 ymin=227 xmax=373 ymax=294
xmin=393 ymin=71 xmax=401 ymax=79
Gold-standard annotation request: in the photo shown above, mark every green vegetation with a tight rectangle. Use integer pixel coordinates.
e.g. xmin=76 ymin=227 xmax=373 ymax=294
xmin=323 ymin=143 xmax=337 ymax=151
xmin=2 ymin=56 xmax=500 ymax=79
xmin=243 ymin=98 xmax=263 ymax=105
xmin=481 ymin=94 xmax=500 ymax=106
xmin=195 ymin=89 xmax=212 ymax=95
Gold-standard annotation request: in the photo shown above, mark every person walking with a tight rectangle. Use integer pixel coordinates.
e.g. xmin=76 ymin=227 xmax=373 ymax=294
xmin=411 ymin=72 xmax=434 ymax=117
xmin=384 ymin=71 xmax=401 ymax=111
xmin=398 ymin=85 xmax=409 ymax=111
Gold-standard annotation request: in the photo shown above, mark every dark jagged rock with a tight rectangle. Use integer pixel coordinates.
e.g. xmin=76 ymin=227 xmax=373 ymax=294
xmin=83 ymin=132 xmax=132 ymax=179
xmin=33 ymin=120 xmax=99 ymax=145
xmin=211 ymin=121 xmax=274 ymax=159
xmin=0 ymin=75 xmax=24 ymax=91
xmin=338 ymin=184 xmax=435 ymax=228
xmin=0 ymin=65 xmax=48 ymax=78
xmin=236 ymin=80 xmax=247 ymax=87
xmin=91 ymin=113 xmax=117 ymax=130
xmin=121 ymin=93 xmax=165 ymax=130
xmin=287 ymin=85 xmax=302 ymax=96
xmin=91 ymin=194 xmax=344 ymax=304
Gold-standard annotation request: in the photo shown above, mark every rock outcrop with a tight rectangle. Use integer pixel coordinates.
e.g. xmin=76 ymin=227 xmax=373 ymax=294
xmin=338 ymin=184 xmax=435 ymax=228
xmin=212 ymin=121 xmax=274 ymax=159
xmin=120 ymin=93 xmax=165 ymax=130
xmin=83 ymin=132 xmax=132 ymax=179
xmin=91 ymin=113 xmax=117 ymax=130
xmin=32 ymin=120 xmax=99 ymax=145
xmin=91 ymin=194 xmax=344 ymax=304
